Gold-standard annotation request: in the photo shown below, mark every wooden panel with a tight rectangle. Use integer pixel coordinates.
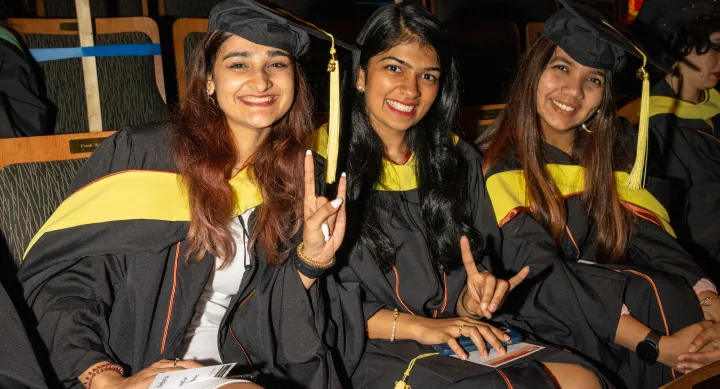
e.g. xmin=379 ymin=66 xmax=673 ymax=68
xmin=660 ymin=361 xmax=720 ymax=389
xmin=173 ymin=18 xmax=208 ymax=106
xmin=526 ymin=22 xmax=545 ymax=48
xmin=9 ymin=17 xmax=166 ymax=102
xmin=35 ymin=0 xmax=149 ymax=17
xmin=0 ymin=131 xmax=114 ymax=169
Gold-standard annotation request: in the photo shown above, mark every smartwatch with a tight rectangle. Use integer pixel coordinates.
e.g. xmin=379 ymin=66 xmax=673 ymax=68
xmin=636 ymin=329 xmax=663 ymax=365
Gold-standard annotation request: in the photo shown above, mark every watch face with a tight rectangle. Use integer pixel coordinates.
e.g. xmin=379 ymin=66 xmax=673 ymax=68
xmin=637 ymin=341 xmax=659 ymax=364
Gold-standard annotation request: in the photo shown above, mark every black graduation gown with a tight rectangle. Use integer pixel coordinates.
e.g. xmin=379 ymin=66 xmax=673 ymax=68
xmin=484 ymin=143 xmax=707 ymax=389
xmin=0 ymin=282 xmax=47 ymax=389
xmin=619 ymin=80 xmax=720 ymax=284
xmin=0 ymin=29 xmax=48 ymax=138
xmin=17 ymin=123 xmax=364 ymax=389
xmin=337 ymin=139 xmax=612 ymax=389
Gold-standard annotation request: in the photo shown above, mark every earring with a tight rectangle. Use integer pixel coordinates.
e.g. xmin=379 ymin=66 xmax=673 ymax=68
xmin=207 ymin=85 xmax=212 ymax=95
xmin=356 ymin=85 xmax=363 ymax=91
xmin=582 ymin=123 xmax=593 ymax=133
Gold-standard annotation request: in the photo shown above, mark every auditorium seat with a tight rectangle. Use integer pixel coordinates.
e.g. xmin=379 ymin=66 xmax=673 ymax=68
xmin=35 ymin=0 xmax=148 ymax=17
xmin=525 ymin=22 xmax=544 ymax=48
xmin=456 ymin=104 xmax=505 ymax=144
xmin=660 ymin=360 xmax=720 ymax=389
xmin=172 ymin=18 xmax=207 ymax=105
xmin=0 ymin=132 xmax=113 ymax=268
xmin=9 ymin=17 xmax=167 ymax=134
xmin=160 ymin=0 xmax=319 ymax=19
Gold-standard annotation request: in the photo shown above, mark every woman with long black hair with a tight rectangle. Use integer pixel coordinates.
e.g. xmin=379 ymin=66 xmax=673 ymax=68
xmin=332 ymin=3 xmax=608 ymax=388
xmin=478 ymin=1 xmax=720 ymax=388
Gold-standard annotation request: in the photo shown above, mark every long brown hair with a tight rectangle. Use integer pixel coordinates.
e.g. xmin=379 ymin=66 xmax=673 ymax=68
xmin=479 ymin=37 xmax=634 ymax=263
xmin=172 ymin=31 xmax=313 ymax=266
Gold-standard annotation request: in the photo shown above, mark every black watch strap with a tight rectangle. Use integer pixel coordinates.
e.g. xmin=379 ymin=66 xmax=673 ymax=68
xmin=644 ymin=329 xmax=663 ymax=345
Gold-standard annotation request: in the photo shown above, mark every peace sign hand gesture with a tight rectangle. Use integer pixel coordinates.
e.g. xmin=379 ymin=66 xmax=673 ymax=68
xmin=301 ymin=150 xmax=347 ymax=270
xmin=459 ymin=236 xmax=530 ymax=319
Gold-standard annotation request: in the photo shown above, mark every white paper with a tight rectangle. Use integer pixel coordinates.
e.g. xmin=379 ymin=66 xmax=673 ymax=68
xmin=454 ymin=342 xmax=545 ymax=368
xmin=179 ymin=378 xmax=250 ymax=389
xmin=149 ymin=363 xmax=237 ymax=389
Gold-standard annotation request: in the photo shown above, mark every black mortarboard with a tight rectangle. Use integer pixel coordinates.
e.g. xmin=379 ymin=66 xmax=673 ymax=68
xmin=208 ymin=0 xmax=356 ymax=183
xmin=543 ymin=0 xmax=656 ymax=189
xmin=626 ymin=0 xmax=719 ymax=41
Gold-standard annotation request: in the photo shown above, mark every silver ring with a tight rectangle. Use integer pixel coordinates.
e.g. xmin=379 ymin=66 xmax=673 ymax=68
xmin=174 ymin=358 xmax=179 ymax=367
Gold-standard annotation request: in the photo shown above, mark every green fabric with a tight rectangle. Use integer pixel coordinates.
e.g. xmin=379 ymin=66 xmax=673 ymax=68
xmin=0 ymin=27 xmax=22 ymax=51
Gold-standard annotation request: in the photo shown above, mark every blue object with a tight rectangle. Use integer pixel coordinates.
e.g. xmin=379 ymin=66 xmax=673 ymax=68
xmin=432 ymin=327 xmax=524 ymax=356
xmin=29 ymin=43 xmax=161 ymax=62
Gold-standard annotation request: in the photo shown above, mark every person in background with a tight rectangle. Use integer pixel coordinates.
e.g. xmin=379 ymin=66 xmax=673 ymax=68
xmin=619 ymin=0 xmax=720 ymax=284
xmin=0 ymin=16 xmax=49 ymax=138
xmin=478 ymin=1 xmax=720 ymax=388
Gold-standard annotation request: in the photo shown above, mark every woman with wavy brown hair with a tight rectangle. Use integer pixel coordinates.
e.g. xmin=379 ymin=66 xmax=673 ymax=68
xmin=478 ymin=1 xmax=720 ymax=388
xmin=17 ymin=1 xmax=361 ymax=389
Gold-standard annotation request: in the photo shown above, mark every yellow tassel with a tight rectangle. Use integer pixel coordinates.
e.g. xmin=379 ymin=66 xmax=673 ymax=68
xmin=325 ymin=48 xmax=340 ymax=184
xmin=393 ymin=352 xmax=438 ymax=389
xmin=625 ymin=68 xmax=650 ymax=190
xmin=274 ymin=7 xmax=341 ymax=184
xmin=601 ymin=20 xmax=650 ymax=190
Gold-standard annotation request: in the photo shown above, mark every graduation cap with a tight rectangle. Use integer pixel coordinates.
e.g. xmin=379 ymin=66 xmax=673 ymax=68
xmin=543 ymin=0 xmax=655 ymax=190
xmin=209 ymin=0 xmax=356 ymax=183
xmin=625 ymin=0 xmax=718 ymax=37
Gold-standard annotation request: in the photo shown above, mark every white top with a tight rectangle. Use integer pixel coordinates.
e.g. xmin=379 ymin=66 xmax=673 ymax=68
xmin=178 ymin=208 xmax=254 ymax=364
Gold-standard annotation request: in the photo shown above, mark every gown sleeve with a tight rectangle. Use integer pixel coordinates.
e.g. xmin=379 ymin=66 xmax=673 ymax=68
xmin=223 ymin=245 xmax=365 ymax=389
xmin=496 ymin=213 xmax=628 ymax=367
xmin=625 ymin=218 xmax=708 ymax=289
xmin=0 ymin=282 xmax=47 ymax=389
xmin=0 ymin=41 xmax=48 ymax=138
xmin=18 ymin=128 xmax=142 ymax=386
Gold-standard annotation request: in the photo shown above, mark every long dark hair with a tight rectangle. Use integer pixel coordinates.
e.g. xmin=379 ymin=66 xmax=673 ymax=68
xmin=479 ymin=37 xmax=634 ymax=263
xmin=347 ymin=4 xmax=484 ymax=273
xmin=173 ymin=31 xmax=313 ymax=267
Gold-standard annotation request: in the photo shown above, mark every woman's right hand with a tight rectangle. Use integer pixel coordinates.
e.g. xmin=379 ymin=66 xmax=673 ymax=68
xmin=89 ymin=359 xmax=203 ymax=389
xmin=409 ymin=316 xmax=511 ymax=360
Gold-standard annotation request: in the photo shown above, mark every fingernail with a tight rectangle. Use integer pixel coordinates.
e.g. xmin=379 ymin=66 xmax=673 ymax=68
xmin=678 ymin=355 xmax=685 ymax=361
xmin=306 ymin=150 xmax=312 ymax=155
xmin=461 ymin=354 xmax=467 ymax=360
xmin=330 ymin=198 xmax=343 ymax=208
xmin=489 ymin=304 xmax=497 ymax=312
xmin=481 ymin=303 xmax=488 ymax=311
xmin=688 ymin=345 xmax=698 ymax=353
xmin=341 ymin=172 xmax=347 ymax=177
xmin=321 ymin=223 xmax=331 ymax=241
xmin=504 ymin=335 xmax=511 ymax=341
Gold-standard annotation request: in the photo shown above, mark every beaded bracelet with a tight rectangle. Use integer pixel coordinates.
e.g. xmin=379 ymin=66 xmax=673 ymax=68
xmin=391 ymin=308 xmax=399 ymax=342
xmin=84 ymin=363 xmax=124 ymax=389
xmin=296 ymin=242 xmax=335 ymax=269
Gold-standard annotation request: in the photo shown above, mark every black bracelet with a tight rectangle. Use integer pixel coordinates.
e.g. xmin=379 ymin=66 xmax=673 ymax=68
xmin=294 ymin=255 xmax=327 ymax=279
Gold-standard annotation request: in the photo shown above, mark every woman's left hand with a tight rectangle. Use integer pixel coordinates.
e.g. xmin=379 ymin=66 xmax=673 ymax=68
xmin=698 ymin=291 xmax=720 ymax=322
xmin=301 ymin=150 xmax=347 ymax=266
xmin=676 ymin=321 xmax=720 ymax=373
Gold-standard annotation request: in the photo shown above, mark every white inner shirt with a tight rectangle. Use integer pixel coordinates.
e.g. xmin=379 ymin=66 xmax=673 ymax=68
xmin=178 ymin=208 xmax=254 ymax=364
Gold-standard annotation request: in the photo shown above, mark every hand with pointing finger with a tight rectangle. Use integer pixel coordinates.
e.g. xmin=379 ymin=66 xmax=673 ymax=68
xmin=300 ymin=150 xmax=347 ymax=270
xmin=458 ymin=236 xmax=530 ymax=319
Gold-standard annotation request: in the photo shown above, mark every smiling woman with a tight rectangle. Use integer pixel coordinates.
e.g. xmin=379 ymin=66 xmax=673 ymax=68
xmin=477 ymin=1 xmax=720 ymax=388
xmin=17 ymin=1 xmax=358 ymax=389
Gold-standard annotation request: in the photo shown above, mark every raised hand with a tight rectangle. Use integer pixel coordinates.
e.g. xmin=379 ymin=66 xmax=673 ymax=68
xmin=301 ymin=150 xmax=347 ymax=267
xmin=460 ymin=236 xmax=529 ymax=319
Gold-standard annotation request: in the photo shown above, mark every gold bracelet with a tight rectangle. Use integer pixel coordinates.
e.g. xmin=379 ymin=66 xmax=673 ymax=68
xmin=700 ymin=294 xmax=720 ymax=307
xmin=391 ymin=308 xmax=399 ymax=342
xmin=297 ymin=242 xmax=335 ymax=269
